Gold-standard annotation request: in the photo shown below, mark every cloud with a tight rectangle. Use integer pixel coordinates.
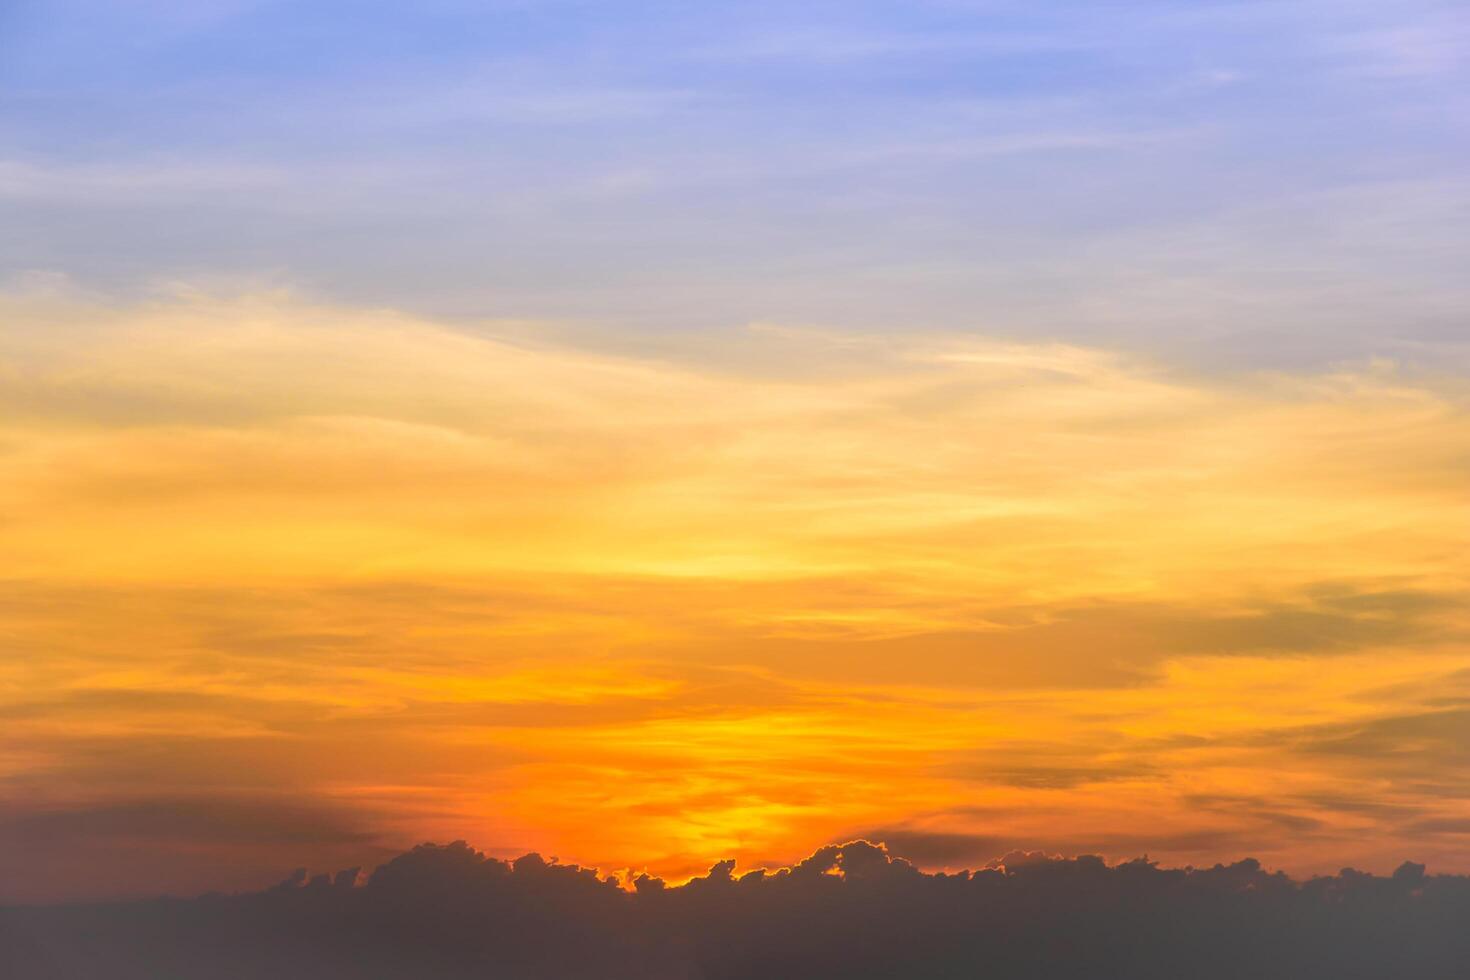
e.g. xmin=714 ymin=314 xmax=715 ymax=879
xmin=734 ymin=586 xmax=1470 ymax=690
xmin=3 ymin=290 xmax=1469 ymax=898
xmin=1 ymin=798 xmax=378 ymax=847
xmin=3 ymin=839 xmax=1469 ymax=979
xmin=1288 ymin=708 xmax=1470 ymax=781
xmin=847 ymin=828 xmax=1012 ymax=866
xmin=856 ymin=825 xmax=1259 ymax=867
xmin=0 ymin=796 xmax=400 ymax=905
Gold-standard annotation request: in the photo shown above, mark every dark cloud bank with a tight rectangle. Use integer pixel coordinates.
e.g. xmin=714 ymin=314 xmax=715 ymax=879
xmin=4 ymin=840 xmax=1468 ymax=979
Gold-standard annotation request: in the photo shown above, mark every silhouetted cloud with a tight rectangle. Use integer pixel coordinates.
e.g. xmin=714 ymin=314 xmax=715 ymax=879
xmin=4 ymin=840 xmax=1468 ymax=979
xmin=859 ymin=825 xmax=1259 ymax=867
xmin=849 ymin=828 xmax=1012 ymax=865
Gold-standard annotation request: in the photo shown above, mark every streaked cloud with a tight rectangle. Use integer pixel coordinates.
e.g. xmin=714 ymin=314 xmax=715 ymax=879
xmin=1 ymin=288 xmax=1465 ymax=898
xmin=4 ymin=1 xmax=1465 ymax=364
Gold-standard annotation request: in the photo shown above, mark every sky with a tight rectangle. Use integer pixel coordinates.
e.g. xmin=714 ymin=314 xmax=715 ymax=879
xmin=1 ymin=1 xmax=1468 ymax=903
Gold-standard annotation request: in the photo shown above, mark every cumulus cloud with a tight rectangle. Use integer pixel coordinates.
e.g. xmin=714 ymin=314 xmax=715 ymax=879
xmin=4 ymin=839 xmax=1468 ymax=979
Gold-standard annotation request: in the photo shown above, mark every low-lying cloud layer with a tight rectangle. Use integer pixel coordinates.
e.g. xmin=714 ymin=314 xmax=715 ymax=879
xmin=5 ymin=840 xmax=1468 ymax=979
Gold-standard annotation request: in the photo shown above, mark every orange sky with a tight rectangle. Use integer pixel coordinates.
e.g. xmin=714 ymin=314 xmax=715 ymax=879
xmin=2 ymin=288 xmax=1468 ymax=901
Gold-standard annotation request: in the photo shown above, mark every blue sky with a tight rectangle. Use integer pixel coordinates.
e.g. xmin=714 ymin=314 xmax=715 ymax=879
xmin=3 ymin=0 xmax=1466 ymax=367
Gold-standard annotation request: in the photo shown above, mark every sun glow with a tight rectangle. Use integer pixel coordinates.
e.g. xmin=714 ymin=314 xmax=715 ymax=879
xmin=2 ymin=289 xmax=1467 ymax=900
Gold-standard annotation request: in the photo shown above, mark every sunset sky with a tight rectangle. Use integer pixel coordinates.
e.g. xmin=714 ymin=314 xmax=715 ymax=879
xmin=2 ymin=1 xmax=1468 ymax=903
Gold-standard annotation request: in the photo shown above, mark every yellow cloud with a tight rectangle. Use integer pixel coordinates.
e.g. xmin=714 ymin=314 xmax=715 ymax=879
xmin=1 ymin=288 xmax=1467 ymax=897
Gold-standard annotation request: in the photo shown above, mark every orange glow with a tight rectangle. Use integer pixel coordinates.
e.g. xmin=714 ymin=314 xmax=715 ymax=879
xmin=2 ymin=288 xmax=1467 ymax=900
